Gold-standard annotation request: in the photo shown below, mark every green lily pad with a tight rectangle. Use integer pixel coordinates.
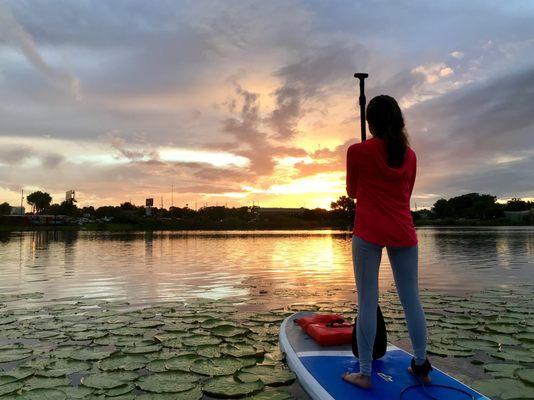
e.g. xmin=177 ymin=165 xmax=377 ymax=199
xmin=515 ymin=332 xmax=534 ymax=343
xmin=98 ymin=354 xmax=148 ymax=371
xmin=221 ymin=343 xmax=265 ymax=358
xmin=136 ymin=371 xmax=198 ymax=393
xmin=483 ymin=363 xmax=521 ymax=378
xmin=19 ymin=388 xmax=66 ymax=400
xmin=516 ymin=368 xmax=534 ymax=385
xmin=0 ymin=381 xmax=23 ymax=396
xmin=477 ymin=333 xmax=522 ymax=346
xmin=182 ymin=335 xmax=221 ymax=347
xmin=0 ymin=347 xmax=33 ymax=363
xmin=485 ymin=323 xmax=520 ymax=334
xmin=426 ymin=344 xmax=473 ymax=357
xmin=501 ymin=379 xmax=534 ymax=399
xmin=56 ymin=386 xmax=94 ymax=398
xmin=249 ymin=314 xmax=284 ymax=323
xmin=491 ymin=347 xmax=534 ymax=363
xmin=130 ymin=320 xmax=165 ymax=329
xmin=237 ymin=365 xmax=296 ymax=386
xmin=164 ymin=353 xmax=201 ymax=371
xmin=36 ymin=359 xmax=91 ymax=377
xmin=248 ymin=390 xmax=294 ymax=399
xmin=196 ymin=345 xmax=221 ymax=358
xmin=210 ymin=325 xmax=249 ymax=338
xmin=203 ymin=375 xmax=264 ymax=398
xmin=81 ymin=371 xmax=137 ymax=389
xmin=454 ymin=338 xmax=497 ymax=351
xmin=0 ymin=368 xmax=34 ymax=385
xmin=23 ymin=376 xmax=70 ymax=389
xmin=122 ymin=344 xmax=161 ymax=354
xmin=146 ymin=359 xmax=168 ymax=372
xmin=68 ymin=347 xmax=114 ymax=361
xmin=139 ymin=386 xmax=203 ymax=399
xmin=190 ymin=357 xmax=245 ymax=376
xmin=105 ymin=382 xmax=135 ymax=397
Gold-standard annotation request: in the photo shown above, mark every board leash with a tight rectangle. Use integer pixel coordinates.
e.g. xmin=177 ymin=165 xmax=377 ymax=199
xmin=400 ymin=375 xmax=476 ymax=400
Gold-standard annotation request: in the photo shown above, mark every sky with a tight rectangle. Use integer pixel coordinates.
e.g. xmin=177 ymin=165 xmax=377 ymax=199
xmin=1 ymin=0 xmax=534 ymax=210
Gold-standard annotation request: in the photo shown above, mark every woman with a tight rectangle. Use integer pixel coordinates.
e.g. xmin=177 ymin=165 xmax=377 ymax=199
xmin=342 ymin=95 xmax=432 ymax=389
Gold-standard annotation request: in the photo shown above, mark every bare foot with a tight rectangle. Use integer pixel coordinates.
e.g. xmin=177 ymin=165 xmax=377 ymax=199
xmin=342 ymin=372 xmax=372 ymax=389
xmin=408 ymin=366 xmax=431 ymax=383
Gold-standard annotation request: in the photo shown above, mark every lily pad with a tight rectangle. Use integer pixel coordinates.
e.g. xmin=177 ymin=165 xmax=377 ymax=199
xmin=136 ymin=371 xmax=198 ymax=393
xmin=221 ymin=343 xmax=265 ymax=358
xmin=0 ymin=368 xmax=34 ymax=384
xmin=485 ymin=323 xmax=520 ymax=334
xmin=23 ymin=376 xmax=69 ymax=389
xmin=164 ymin=353 xmax=201 ymax=371
xmin=248 ymin=390 xmax=294 ymax=399
xmin=19 ymin=388 xmax=66 ymax=400
xmin=182 ymin=335 xmax=221 ymax=347
xmin=122 ymin=344 xmax=161 ymax=354
xmin=190 ymin=357 xmax=245 ymax=376
xmin=56 ymin=386 xmax=94 ymax=398
xmin=203 ymin=375 xmax=264 ymax=398
xmin=516 ymin=368 xmax=534 ymax=385
xmin=0 ymin=347 xmax=33 ymax=363
xmin=98 ymin=354 xmax=148 ymax=371
xmin=237 ymin=365 xmax=296 ymax=386
xmin=68 ymin=347 xmax=114 ymax=361
xmin=81 ymin=371 xmax=137 ymax=389
xmin=105 ymin=382 xmax=135 ymax=396
xmin=491 ymin=347 xmax=534 ymax=363
xmin=454 ymin=338 xmax=497 ymax=351
xmin=196 ymin=345 xmax=221 ymax=358
xmin=483 ymin=363 xmax=521 ymax=378
xmin=0 ymin=381 xmax=23 ymax=396
xmin=138 ymin=386 xmax=203 ymax=399
xmin=36 ymin=359 xmax=91 ymax=377
xmin=210 ymin=325 xmax=249 ymax=338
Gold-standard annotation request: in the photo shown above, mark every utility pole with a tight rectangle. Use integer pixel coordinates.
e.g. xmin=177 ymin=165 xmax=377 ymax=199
xmin=20 ymin=189 xmax=24 ymax=215
xmin=171 ymin=184 xmax=174 ymax=207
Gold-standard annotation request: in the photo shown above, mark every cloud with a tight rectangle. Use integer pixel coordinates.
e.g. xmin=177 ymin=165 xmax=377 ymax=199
xmin=1 ymin=0 xmax=534 ymax=208
xmin=0 ymin=5 xmax=81 ymax=100
xmin=407 ymin=65 xmax=534 ymax=203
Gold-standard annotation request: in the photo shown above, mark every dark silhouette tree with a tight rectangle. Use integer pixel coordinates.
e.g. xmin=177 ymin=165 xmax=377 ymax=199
xmin=331 ymin=195 xmax=356 ymax=221
xmin=505 ymin=198 xmax=532 ymax=211
xmin=0 ymin=202 xmax=11 ymax=215
xmin=26 ymin=191 xmax=52 ymax=214
xmin=432 ymin=198 xmax=449 ymax=218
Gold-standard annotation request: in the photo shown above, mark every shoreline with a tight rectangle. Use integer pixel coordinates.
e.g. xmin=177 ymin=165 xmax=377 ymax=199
xmin=1 ymin=221 xmax=533 ymax=232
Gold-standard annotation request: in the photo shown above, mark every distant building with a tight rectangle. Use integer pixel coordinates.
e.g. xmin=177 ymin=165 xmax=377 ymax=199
xmin=256 ymin=207 xmax=306 ymax=215
xmin=9 ymin=206 xmax=25 ymax=216
xmin=66 ymin=190 xmax=76 ymax=202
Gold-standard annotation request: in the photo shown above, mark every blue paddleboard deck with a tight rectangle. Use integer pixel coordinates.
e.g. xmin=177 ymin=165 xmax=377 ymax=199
xmin=279 ymin=312 xmax=490 ymax=400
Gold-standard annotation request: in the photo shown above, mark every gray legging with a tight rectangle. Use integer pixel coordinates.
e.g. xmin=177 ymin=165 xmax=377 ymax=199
xmin=352 ymin=235 xmax=427 ymax=376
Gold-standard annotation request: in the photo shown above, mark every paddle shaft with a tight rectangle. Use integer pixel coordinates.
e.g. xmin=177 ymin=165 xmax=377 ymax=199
xmin=354 ymin=73 xmax=369 ymax=142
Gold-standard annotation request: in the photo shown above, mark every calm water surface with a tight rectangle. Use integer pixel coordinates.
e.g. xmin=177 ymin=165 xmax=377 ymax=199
xmin=1 ymin=227 xmax=533 ymax=305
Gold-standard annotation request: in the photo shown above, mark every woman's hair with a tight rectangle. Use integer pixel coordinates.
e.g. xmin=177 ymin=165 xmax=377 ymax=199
xmin=366 ymin=95 xmax=409 ymax=168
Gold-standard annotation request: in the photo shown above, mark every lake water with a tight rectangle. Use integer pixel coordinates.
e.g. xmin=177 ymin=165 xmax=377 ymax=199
xmin=1 ymin=227 xmax=533 ymax=306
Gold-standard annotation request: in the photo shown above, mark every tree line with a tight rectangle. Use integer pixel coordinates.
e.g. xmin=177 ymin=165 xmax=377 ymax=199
xmin=1 ymin=191 xmax=533 ymax=228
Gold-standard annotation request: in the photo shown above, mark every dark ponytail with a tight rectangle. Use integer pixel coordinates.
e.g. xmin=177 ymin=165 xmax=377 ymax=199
xmin=366 ymin=95 xmax=409 ymax=168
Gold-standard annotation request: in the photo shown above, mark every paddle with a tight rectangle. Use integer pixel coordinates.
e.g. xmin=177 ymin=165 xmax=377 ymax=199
xmin=351 ymin=72 xmax=388 ymax=360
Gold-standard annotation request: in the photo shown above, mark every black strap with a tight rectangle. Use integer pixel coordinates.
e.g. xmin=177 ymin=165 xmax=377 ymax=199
xmin=326 ymin=319 xmax=348 ymax=327
xmin=400 ymin=377 xmax=475 ymax=400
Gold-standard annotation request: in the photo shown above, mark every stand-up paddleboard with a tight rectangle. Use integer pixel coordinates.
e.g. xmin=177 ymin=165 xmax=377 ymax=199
xmin=279 ymin=312 xmax=490 ymax=400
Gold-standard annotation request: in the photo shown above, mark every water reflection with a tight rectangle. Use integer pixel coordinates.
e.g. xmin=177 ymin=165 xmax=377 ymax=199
xmin=0 ymin=228 xmax=532 ymax=305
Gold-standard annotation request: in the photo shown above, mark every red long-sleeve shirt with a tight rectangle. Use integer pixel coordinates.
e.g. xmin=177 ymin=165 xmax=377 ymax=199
xmin=346 ymin=137 xmax=418 ymax=247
